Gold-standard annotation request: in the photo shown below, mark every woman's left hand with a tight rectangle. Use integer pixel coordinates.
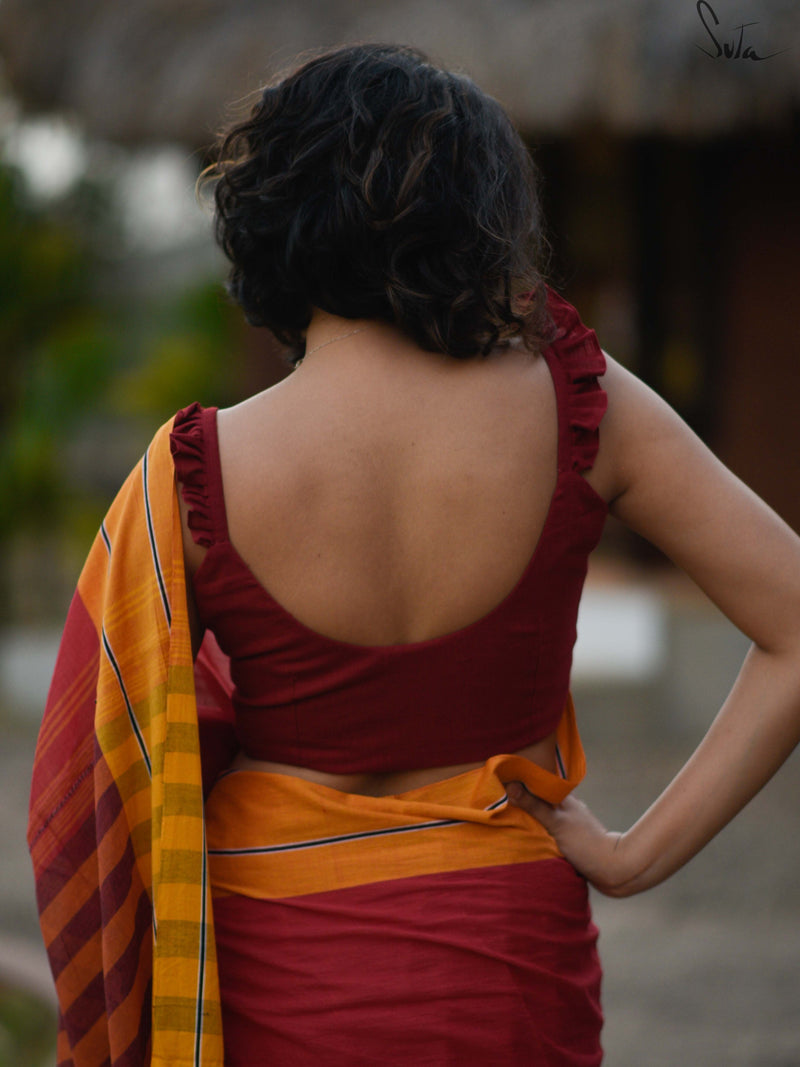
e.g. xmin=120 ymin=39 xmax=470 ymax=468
xmin=505 ymin=783 xmax=632 ymax=897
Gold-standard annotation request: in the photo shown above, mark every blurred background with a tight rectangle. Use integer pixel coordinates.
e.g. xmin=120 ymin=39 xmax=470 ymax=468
xmin=0 ymin=1 xmax=798 ymax=1064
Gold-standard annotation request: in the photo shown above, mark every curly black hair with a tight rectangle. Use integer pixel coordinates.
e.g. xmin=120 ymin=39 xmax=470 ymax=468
xmin=206 ymin=43 xmax=552 ymax=363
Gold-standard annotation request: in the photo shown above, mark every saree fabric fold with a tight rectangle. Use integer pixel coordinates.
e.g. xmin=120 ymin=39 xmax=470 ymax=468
xmin=207 ymin=700 xmax=603 ymax=1066
xmin=27 ymin=418 xmax=227 ymax=1067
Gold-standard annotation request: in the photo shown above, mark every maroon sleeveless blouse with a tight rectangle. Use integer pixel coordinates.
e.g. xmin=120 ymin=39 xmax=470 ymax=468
xmin=170 ymin=292 xmax=607 ymax=773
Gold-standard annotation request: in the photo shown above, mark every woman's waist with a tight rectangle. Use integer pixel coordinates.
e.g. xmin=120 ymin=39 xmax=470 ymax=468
xmin=207 ymin=750 xmax=573 ymax=903
xmin=230 ymin=732 xmax=559 ymax=798
xmin=206 ymin=725 xmax=587 ymax=903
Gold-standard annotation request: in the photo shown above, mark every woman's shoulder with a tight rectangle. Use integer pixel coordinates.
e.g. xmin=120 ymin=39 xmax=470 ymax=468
xmin=169 ymin=403 xmax=218 ymax=491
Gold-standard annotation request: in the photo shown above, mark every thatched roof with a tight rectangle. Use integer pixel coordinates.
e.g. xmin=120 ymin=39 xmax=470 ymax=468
xmin=1 ymin=0 xmax=799 ymax=146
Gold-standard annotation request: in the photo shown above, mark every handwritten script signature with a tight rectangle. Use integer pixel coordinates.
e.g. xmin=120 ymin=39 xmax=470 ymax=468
xmin=696 ymin=1 xmax=783 ymax=60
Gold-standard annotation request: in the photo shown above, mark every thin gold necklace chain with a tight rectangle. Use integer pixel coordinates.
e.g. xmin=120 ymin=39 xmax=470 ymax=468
xmin=302 ymin=325 xmax=367 ymax=361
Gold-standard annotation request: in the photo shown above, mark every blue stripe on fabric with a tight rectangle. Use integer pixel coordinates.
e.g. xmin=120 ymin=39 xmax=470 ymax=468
xmin=208 ymin=792 xmax=509 ymax=857
xmin=101 ymin=627 xmax=152 ymax=778
xmin=142 ymin=448 xmax=172 ymax=629
xmin=555 ymin=744 xmax=567 ymax=779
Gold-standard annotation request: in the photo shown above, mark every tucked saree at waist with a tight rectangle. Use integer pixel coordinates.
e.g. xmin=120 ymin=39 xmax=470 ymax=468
xmin=207 ymin=696 xmax=603 ymax=1066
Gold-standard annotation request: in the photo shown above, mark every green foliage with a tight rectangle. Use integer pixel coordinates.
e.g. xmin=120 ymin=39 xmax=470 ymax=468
xmin=0 ymin=163 xmax=104 ymax=538
xmin=0 ymin=168 xmax=91 ymax=364
xmin=0 ymin=985 xmax=56 ymax=1067
xmin=0 ymin=309 xmax=115 ymax=535
xmin=110 ymin=282 xmax=243 ymax=416
xmin=0 ymin=156 xmax=245 ymax=554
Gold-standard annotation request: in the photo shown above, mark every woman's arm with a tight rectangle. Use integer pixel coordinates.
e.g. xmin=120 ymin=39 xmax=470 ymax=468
xmin=508 ymin=356 xmax=800 ymax=896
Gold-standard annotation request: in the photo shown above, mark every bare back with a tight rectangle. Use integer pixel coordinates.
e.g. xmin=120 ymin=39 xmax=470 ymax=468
xmin=213 ymin=325 xmax=559 ymax=648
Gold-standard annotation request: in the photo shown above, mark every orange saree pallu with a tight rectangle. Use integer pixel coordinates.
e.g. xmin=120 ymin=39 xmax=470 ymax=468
xmin=27 ymin=418 xmax=229 ymax=1067
xmin=206 ymin=700 xmax=602 ymax=1066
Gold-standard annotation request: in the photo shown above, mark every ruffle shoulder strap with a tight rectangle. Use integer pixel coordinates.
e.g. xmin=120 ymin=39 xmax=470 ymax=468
xmin=545 ymin=288 xmax=608 ymax=474
xmin=169 ymin=401 xmax=220 ymax=548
